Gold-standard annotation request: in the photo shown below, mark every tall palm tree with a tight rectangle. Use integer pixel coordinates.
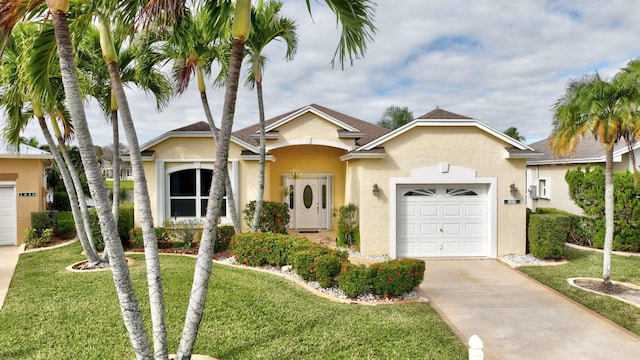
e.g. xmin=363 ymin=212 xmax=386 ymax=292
xmin=613 ymin=59 xmax=640 ymax=187
xmin=165 ymin=5 xmax=244 ymax=232
xmin=245 ymin=0 xmax=298 ymax=232
xmin=377 ymin=105 xmax=413 ymax=130
xmin=0 ymin=21 xmax=103 ymax=265
xmin=177 ymin=1 xmax=375 ymax=357
xmin=550 ymin=73 xmax=631 ymax=285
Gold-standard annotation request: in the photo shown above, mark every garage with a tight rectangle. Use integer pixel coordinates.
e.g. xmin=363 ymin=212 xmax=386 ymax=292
xmin=396 ymin=184 xmax=489 ymax=257
xmin=0 ymin=185 xmax=16 ymax=246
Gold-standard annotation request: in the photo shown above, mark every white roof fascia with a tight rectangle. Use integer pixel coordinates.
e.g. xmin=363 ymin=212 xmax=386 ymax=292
xmin=359 ymin=118 xmax=534 ymax=152
xmin=340 ymin=152 xmax=385 ymax=161
xmin=264 ymin=105 xmax=359 ymax=133
xmin=505 ymin=151 xmax=544 ymax=159
xmin=240 ymin=154 xmax=277 ymax=162
xmin=139 ymin=131 xmax=259 ymax=153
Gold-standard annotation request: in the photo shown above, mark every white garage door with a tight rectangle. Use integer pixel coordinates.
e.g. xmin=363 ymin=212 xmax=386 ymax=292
xmin=397 ymin=185 xmax=488 ymax=257
xmin=0 ymin=186 xmax=16 ymax=246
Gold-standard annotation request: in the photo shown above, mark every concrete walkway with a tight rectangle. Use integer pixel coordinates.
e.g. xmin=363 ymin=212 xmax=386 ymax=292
xmin=0 ymin=246 xmax=20 ymax=310
xmin=419 ymin=260 xmax=640 ymax=360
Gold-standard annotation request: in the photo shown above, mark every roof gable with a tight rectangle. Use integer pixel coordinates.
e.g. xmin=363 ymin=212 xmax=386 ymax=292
xmin=527 ymin=136 xmax=632 ymax=165
xmin=0 ymin=143 xmax=53 ymax=159
xmin=358 ymin=108 xmax=538 ymax=157
xmin=232 ymin=104 xmax=391 ymax=147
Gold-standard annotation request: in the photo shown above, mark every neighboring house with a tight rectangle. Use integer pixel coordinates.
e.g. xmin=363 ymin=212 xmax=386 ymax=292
xmin=135 ymin=104 xmax=540 ymax=258
xmin=526 ymin=137 xmax=635 ymax=215
xmin=0 ymin=144 xmax=53 ymax=246
xmin=101 ymin=158 xmax=132 ymax=180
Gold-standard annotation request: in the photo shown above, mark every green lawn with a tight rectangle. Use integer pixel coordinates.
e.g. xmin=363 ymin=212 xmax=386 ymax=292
xmin=0 ymin=242 xmax=466 ymax=359
xmin=105 ymin=179 xmax=133 ymax=190
xmin=519 ymin=247 xmax=640 ymax=335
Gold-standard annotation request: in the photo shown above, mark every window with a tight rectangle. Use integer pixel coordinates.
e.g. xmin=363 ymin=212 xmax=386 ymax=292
xmin=168 ymin=168 xmax=226 ymax=218
xmin=446 ymin=188 xmax=478 ymax=197
xmin=538 ymin=178 xmax=549 ymax=199
xmin=322 ymin=184 xmax=327 ymax=209
xmin=403 ymin=188 xmax=436 ymax=196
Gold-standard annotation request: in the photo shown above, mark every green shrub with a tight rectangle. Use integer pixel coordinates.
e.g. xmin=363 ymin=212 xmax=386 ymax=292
xmin=89 ymin=205 xmax=139 ymax=251
xmin=314 ymin=253 xmax=345 ymax=288
xmin=31 ymin=211 xmax=55 ymax=234
xmin=54 ymin=211 xmax=76 ymax=239
xmin=528 ymin=214 xmax=569 ymax=259
xmin=129 ymin=227 xmax=170 ymax=248
xmin=215 ymin=225 xmax=235 ymax=252
xmin=230 ymin=232 xmax=312 ymax=267
xmin=242 ymin=201 xmax=290 ymax=234
xmin=336 ymin=203 xmax=359 ymax=250
xmin=292 ymin=247 xmax=348 ymax=282
xmin=23 ymin=228 xmax=53 ymax=248
xmin=338 ymin=263 xmax=372 ymax=298
xmin=52 ymin=191 xmax=71 ymax=211
xmin=369 ymin=259 xmax=425 ymax=297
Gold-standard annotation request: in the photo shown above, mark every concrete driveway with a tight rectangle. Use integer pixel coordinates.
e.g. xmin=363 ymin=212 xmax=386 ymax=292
xmin=0 ymin=246 xmax=20 ymax=310
xmin=419 ymin=259 xmax=640 ymax=360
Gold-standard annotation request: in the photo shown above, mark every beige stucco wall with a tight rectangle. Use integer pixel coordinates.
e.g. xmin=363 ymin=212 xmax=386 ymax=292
xmin=139 ymin=136 xmax=260 ymax=230
xmin=269 ymin=113 xmax=356 ymax=150
xmin=528 ymin=159 xmax=629 ymax=216
xmin=0 ymin=158 xmax=49 ymax=245
xmin=348 ymin=126 xmax=527 ymax=257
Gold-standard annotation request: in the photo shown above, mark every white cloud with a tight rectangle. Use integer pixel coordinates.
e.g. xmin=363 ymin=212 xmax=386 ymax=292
xmin=13 ymin=0 xmax=640 ymax=147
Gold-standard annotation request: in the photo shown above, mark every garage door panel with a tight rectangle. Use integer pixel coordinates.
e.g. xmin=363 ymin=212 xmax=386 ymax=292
xmin=420 ymin=204 xmax=438 ymax=216
xmin=0 ymin=186 xmax=16 ymax=246
xmin=397 ymin=184 xmax=489 ymax=258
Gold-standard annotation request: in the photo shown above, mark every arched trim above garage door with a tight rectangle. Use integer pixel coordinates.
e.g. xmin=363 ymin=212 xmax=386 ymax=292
xmin=389 ymin=164 xmax=497 ymax=258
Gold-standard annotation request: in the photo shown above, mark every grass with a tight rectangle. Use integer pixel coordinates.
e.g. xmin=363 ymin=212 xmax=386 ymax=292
xmin=0 ymin=242 xmax=466 ymax=359
xmin=519 ymin=247 xmax=640 ymax=335
xmin=105 ymin=179 xmax=133 ymax=190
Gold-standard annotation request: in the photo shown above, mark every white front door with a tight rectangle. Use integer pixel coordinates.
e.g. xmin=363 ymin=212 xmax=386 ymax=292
xmin=296 ymin=178 xmax=320 ymax=229
xmin=0 ymin=185 xmax=16 ymax=246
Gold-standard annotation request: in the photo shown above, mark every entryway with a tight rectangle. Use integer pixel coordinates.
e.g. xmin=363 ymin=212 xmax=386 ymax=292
xmin=282 ymin=174 xmax=333 ymax=230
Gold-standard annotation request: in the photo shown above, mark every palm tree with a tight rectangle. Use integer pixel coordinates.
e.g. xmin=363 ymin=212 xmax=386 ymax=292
xmin=613 ymin=59 xmax=640 ymax=187
xmin=165 ymin=5 xmax=244 ymax=233
xmin=245 ymin=0 xmax=298 ymax=232
xmin=0 ymin=21 xmax=103 ymax=265
xmin=177 ymin=1 xmax=375 ymax=357
xmin=377 ymin=105 xmax=413 ymax=130
xmin=503 ymin=127 xmax=526 ymax=142
xmin=550 ymin=73 xmax=631 ymax=285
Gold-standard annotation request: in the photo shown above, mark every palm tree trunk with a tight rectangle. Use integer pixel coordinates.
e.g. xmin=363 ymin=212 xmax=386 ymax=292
xmin=176 ymin=36 xmax=246 ymax=359
xmin=251 ymin=79 xmax=266 ymax=232
xmin=112 ymin=108 xmax=121 ymax=224
xmin=106 ymin=60 xmax=168 ymax=359
xmin=198 ymin=84 xmax=240 ymax=233
xmin=603 ymin=147 xmax=614 ymax=284
xmin=50 ymin=9 xmax=152 ymax=359
xmin=37 ymin=117 xmax=101 ymax=264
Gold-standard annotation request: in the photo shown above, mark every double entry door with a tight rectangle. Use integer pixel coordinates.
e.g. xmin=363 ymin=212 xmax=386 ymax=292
xmin=283 ymin=174 xmax=332 ymax=230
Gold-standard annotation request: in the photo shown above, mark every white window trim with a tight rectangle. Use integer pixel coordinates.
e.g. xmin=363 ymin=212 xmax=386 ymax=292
xmin=538 ymin=178 xmax=550 ymax=199
xmin=157 ymin=161 xmax=237 ymax=226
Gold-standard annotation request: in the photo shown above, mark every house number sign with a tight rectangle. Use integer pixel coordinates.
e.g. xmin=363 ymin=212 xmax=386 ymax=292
xmin=18 ymin=192 xmax=37 ymax=197
xmin=503 ymin=199 xmax=521 ymax=205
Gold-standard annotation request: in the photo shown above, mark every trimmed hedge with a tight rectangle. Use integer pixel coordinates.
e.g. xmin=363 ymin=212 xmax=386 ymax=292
xmin=528 ymin=213 xmax=569 ymax=259
xmin=54 ymin=212 xmax=76 ymax=239
xmin=30 ymin=211 xmax=55 ymax=235
xmin=88 ymin=205 xmax=136 ymax=251
xmin=337 ymin=263 xmax=371 ymax=298
xmin=230 ymin=232 xmax=425 ymax=298
xmin=369 ymin=259 xmax=425 ymax=297
xmin=242 ymin=201 xmax=290 ymax=234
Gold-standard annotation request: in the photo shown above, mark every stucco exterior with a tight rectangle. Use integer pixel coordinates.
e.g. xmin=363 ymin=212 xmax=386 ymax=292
xmin=137 ymin=105 xmax=539 ymax=258
xmin=0 ymin=145 xmax=52 ymax=246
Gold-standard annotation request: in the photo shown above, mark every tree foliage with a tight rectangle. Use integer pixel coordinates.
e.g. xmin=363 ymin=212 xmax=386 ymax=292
xmin=377 ymin=105 xmax=413 ymax=130
xmin=503 ymin=127 xmax=526 ymax=142
xmin=565 ymin=166 xmax=640 ymax=251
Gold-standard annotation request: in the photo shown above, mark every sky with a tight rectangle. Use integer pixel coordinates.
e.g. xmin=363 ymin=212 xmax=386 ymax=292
xmin=15 ymin=0 xmax=640 ymax=147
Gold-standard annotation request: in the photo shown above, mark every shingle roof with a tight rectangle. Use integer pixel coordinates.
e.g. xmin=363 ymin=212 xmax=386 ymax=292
xmin=232 ymin=103 xmax=391 ymax=147
xmin=416 ymin=108 xmax=472 ymax=120
xmin=171 ymin=121 xmax=211 ymax=132
xmin=528 ymin=136 xmax=627 ymax=163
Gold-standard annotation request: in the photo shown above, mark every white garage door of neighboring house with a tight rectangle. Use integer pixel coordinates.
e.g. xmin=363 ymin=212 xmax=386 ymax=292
xmin=0 ymin=185 xmax=16 ymax=246
xmin=397 ymin=185 xmax=488 ymax=258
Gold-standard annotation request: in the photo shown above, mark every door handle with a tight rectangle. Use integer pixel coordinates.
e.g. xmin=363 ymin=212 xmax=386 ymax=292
xmin=439 ymin=228 xmax=444 ymax=233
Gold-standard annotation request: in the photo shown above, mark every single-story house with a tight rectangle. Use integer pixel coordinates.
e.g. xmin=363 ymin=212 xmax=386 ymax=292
xmin=526 ymin=137 xmax=638 ymax=215
xmin=136 ymin=104 xmax=541 ymax=258
xmin=0 ymin=143 xmax=53 ymax=246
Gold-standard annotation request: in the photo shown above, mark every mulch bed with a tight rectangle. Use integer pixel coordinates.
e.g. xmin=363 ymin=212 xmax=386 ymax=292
xmin=573 ymin=278 xmax=640 ymax=306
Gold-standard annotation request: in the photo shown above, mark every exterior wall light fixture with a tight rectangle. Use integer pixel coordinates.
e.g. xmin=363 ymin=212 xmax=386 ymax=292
xmin=372 ymin=183 xmax=381 ymax=196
